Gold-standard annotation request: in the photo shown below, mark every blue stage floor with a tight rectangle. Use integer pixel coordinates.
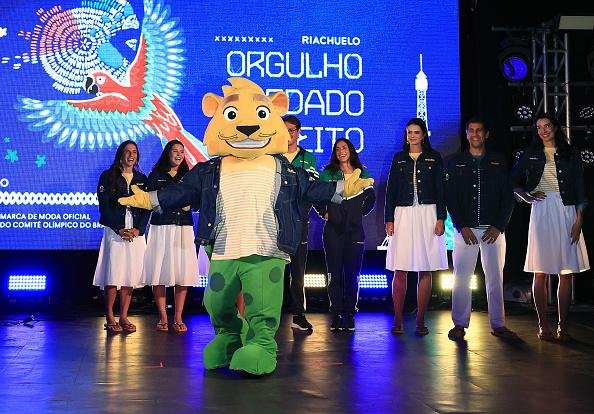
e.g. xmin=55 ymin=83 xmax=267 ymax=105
xmin=1 ymin=308 xmax=594 ymax=413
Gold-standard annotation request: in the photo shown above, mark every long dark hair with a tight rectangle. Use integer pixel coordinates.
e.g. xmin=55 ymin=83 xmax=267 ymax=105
xmin=324 ymin=138 xmax=364 ymax=172
xmin=107 ymin=140 xmax=140 ymax=194
xmin=402 ymin=117 xmax=433 ymax=152
xmin=531 ymin=112 xmax=570 ymax=157
xmin=152 ymin=140 xmax=189 ymax=182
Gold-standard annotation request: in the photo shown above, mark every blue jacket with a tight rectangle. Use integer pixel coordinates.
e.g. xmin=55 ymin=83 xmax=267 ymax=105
xmin=146 ymin=170 xmax=194 ymax=226
xmin=97 ymin=169 xmax=150 ymax=235
xmin=511 ymin=147 xmax=587 ymax=211
xmin=385 ymin=149 xmax=446 ymax=221
xmin=445 ymin=151 xmax=514 ymax=232
xmin=154 ymin=155 xmax=340 ymax=255
xmin=288 ymin=147 xmax=319 ymax=242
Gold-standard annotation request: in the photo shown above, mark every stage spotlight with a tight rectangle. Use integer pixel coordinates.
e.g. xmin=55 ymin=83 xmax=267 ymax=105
xmin=440 ymin=273 xmax=477 ymax=291
xmin=8 ymin=275 xmax=46 ymax=291
xmin=304 ymin=273 xmax=327 ymax=288
xmin=197 ymin=274 xmax=208 ymax=288
xmin=514 ymin=104 xmax=534 ymax=123
xmin=498 ymin=37 xmax=531 ymax=81
xmin=577 ymin=105 xmax=594 ymax=121
xmin=359 ymin=274 xmax=389 ymax=289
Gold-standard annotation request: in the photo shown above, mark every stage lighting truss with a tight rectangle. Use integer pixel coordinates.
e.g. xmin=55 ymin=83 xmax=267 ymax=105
xmin=498 ymin=38 xmax=531 ymax=82
xmin=440 ymin=273 xmax=478 ymax=291
xmin=8 ymin=275 xmax=46 ymax=291
xmin=587 ymin=45 xmax=594 ymax=79
xmin=515 ymin=104 xmax=534 ymax=122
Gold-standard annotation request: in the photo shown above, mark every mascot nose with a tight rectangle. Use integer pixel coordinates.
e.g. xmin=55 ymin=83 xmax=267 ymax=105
xmin=236 ymin=125 xmax=260 ymax=137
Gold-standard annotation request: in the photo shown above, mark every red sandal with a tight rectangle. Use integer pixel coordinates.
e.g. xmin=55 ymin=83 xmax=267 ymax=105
xmin=104 ymin=322 xmax=123 ymax=334
xmin=118 ymin=320 xmax=137 ymax=333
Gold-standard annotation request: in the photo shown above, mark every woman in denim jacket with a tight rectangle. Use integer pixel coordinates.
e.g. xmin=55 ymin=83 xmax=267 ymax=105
xmin=93 ymin=140 xmax=150 ymax=334
xmin=512 ymin=112 xmax=590 ymax=341
xmin=385 ymin=118 xmax=447 ymax=336
xmin=141 ymin=140 xmax=205 ymax=333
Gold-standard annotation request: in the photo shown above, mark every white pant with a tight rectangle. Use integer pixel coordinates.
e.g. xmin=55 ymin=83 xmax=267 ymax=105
xmin=451 ymin=228 xmax=506 ymax=330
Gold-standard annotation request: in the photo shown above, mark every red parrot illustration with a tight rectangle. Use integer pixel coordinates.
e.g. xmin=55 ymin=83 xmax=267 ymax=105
xmin=19 ymin=0 xmax=209 ymax=167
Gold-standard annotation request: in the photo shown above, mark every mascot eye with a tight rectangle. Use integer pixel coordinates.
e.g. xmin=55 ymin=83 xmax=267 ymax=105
xmin=96 ymin=76 xmax=106 ymax=85
xmin=223 ymin=106 xmax=238 ymax=121
xmin=256 ymin=106 xmax=270 ymax=120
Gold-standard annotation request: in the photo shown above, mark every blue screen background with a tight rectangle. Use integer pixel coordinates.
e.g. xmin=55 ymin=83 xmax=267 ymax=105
xmin=0 ymin=0 xmax=459 ymax=249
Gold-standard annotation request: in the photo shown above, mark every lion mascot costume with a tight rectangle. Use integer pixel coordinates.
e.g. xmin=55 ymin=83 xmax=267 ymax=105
xmin=120 ymin=77 xmax=373 ymax=375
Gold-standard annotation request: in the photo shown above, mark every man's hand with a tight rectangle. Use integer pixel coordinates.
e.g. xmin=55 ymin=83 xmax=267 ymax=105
xmin=118 ymin=185 xmax=152 ymax=210
xmin=386 ymin=221 xmax=394 ymax=236
xmin=460 ymin=227 xmax=478 ymax=245
xmin=434 ymin=219 xmax=445 ymax=236
xmin=481 ymin=226 xmax=501 ymax=244
xmin=344 ymin=168 xmax=374 ymax=198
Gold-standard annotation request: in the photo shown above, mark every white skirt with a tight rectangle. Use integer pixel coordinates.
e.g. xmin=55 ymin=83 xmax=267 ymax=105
xmin=386 ymin=203 xmax=448 ymax=272
xmin=93 ymin=226 xmax=146 ymax=289
xmin=525 ymin=192 xmax=590 ymax=275
xmin=141 ymin=224 xmax=202 ymax=286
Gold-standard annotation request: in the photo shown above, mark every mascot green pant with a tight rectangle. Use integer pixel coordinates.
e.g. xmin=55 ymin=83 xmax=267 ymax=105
xmin=202 ymin=255 xmax=285 ymax=375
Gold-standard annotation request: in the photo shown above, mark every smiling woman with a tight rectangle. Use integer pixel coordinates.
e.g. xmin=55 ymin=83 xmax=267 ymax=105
xmin=92 ymin=139 xmax=150 ymax=334
xmin=511 ymin=112 xmax=590 ymax=341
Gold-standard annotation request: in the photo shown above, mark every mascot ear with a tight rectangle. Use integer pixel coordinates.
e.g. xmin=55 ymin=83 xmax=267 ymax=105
xmin=269 ymin=91 xmax=289 ymax=116
xmin=202 ymin=93 xmax=222 ymax=117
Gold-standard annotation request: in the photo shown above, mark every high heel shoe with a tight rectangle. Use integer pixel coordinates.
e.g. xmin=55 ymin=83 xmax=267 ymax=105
xmin=556 ymin=327 xmax=572 ymax=342
xmin=537 ymin=329 xmax=555 ymax=341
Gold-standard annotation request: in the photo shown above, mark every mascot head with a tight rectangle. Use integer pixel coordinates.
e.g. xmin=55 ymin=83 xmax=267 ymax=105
xmin=202 ymin=78 xmax=290 ymax=158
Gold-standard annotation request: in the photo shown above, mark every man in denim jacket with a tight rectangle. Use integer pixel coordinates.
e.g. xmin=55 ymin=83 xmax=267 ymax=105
xmin=445 ymin=118 xmax=517 ymax=341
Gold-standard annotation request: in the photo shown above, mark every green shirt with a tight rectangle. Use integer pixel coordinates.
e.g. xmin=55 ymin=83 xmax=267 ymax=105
xmin=289 ymin=146 xmax=319 ymax=179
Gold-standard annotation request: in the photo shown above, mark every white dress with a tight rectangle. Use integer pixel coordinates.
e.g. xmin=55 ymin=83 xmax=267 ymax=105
xmin=386 ymin=202 xmax=448 ymax=272
xmin=141 ymin=224 xmax=202 ymax=286
xmin=93 ymin=208 xmax=146 ymax=289
xmin=525 ymin=192 xmax=589 ymax=274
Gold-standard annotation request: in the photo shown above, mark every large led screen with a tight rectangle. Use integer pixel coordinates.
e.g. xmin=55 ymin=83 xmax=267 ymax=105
xmin=0 ymin=0 xmax=460 ymax=249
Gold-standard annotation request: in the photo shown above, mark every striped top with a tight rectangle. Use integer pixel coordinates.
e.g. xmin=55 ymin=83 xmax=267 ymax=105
xmin=211 ymin=161 xmax=289 ymax=261
xmin=410 ymin=152 xmax=421 ymax=204
xmin=534 ymin=147 xmax=560 ymax=193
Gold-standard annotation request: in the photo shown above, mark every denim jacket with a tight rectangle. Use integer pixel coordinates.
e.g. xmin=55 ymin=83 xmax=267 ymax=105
xmin=511 ymin=147 xmax=587 ymax=211
xmin=153 ymin=155 xmax=340 ymax=255
xmin=288 ymin=146 xmax=319 ymax=242
xmin=445 ymin=151 xmax=514 ymax=232
xmin=97 ymin=169 xmax=150 ymax=235
xmin=146 ymin=170 xmax=193 ymax=226
xmin=385 ymin=149 xmax=446 ymax=221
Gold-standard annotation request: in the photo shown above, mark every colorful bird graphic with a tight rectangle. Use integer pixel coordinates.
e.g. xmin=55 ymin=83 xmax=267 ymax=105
xmin=18 ymin=0 xmax=208 ymax=166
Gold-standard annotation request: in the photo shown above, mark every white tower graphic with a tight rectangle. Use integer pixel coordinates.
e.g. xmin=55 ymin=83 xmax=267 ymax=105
xmin=415 ymin=53 xmax=430 ymax=136
xmin=378 ymin=53 xmax=432 ymax=251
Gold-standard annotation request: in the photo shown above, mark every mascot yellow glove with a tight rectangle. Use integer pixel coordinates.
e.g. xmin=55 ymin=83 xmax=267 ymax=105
xmin=343 ymin=168 xmax=374 ymax=198
xmin=118 ymin=185 xmax=152 ymax=210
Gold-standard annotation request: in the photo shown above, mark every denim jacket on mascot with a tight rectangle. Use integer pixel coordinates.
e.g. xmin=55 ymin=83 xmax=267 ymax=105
xmin=119 ymin=78 xmax=373 ymax=375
